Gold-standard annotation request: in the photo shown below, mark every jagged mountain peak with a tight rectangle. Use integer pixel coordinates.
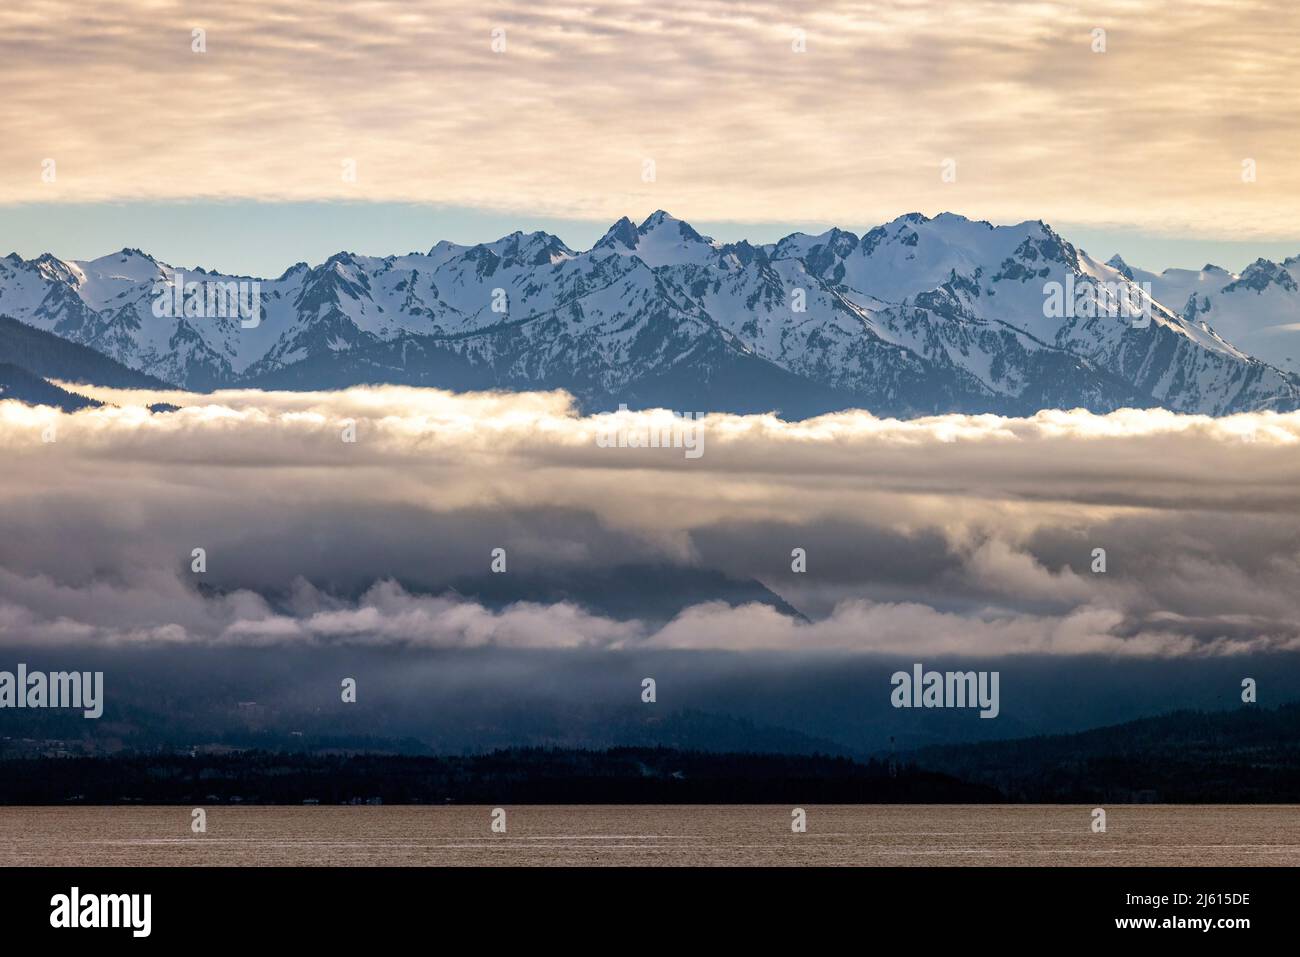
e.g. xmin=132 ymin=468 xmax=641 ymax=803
xmin=278 ymin=262 xmax=310 ymax=281
xmin=5 ymin=211 xmax=1300 ymax=414
xmin=490 ymin=229 xmax=574 ymax=265
xmin=1106 ymin=254 xmax=1135 ymax=279
xmin=637 ymin=209 xmax=705 ymax=240
xmin=1224 ymin=258 xmax=1298 ymax=294
xmin=77 ymin=247 xmax=165 ymax=279
xmin=594 ymin=216 xmax=639 ymax=251
xmin=591 ymin=210 xmax=718 ymax=267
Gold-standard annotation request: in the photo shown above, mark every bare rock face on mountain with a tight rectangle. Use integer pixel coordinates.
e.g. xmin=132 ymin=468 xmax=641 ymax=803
xmin=2 ymin=213 xmax=1299 ymax=418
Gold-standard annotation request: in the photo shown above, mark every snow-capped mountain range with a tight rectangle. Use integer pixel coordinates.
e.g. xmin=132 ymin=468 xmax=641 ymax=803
xmin=3 ymin=210 xmax=1300 ymax=417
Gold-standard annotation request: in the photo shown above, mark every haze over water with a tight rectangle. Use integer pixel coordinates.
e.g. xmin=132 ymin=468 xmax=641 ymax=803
xmin=2 ymin=806 xmax=1298 ymax=867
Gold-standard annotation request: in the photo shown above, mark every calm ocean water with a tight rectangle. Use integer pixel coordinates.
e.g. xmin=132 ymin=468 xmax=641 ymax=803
xmin=1 ymin=805 xmax=1297 ymax=866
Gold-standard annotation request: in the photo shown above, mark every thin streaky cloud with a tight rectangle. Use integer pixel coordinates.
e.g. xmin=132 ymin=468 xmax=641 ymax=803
xmin=2 ymin=1 xmax=1298 ymax=237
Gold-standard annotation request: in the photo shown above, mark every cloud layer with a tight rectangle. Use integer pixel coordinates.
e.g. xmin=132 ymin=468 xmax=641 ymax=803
xmin=3 ymin=1 xmax=1299 ymax=236
xmin=3 ymin=384 xmax=1300 ymax=657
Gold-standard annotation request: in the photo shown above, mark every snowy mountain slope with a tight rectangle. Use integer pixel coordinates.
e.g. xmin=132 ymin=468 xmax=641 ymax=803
xmin=1107 ymin=253 xmax=1300 ymax=376
xmin=2 ymin=213 xmax=1299 ymax=417
xmin=773 ymin=213 xmax=1290 ymax=414
xmin=0 ymin=315 xmax=170 ymax=389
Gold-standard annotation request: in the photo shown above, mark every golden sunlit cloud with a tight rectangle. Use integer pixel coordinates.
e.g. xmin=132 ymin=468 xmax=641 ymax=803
xmin=3 ymin=0 xmax=1299 ymax=236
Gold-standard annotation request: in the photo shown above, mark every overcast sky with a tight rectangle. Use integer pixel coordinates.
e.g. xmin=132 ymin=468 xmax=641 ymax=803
xmin=2 ymin=1 xmax=1299 ymax=274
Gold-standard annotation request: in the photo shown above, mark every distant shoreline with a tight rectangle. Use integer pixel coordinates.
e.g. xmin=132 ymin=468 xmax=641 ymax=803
xmin=4 ymin=700 xmax=1300 ymax=806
